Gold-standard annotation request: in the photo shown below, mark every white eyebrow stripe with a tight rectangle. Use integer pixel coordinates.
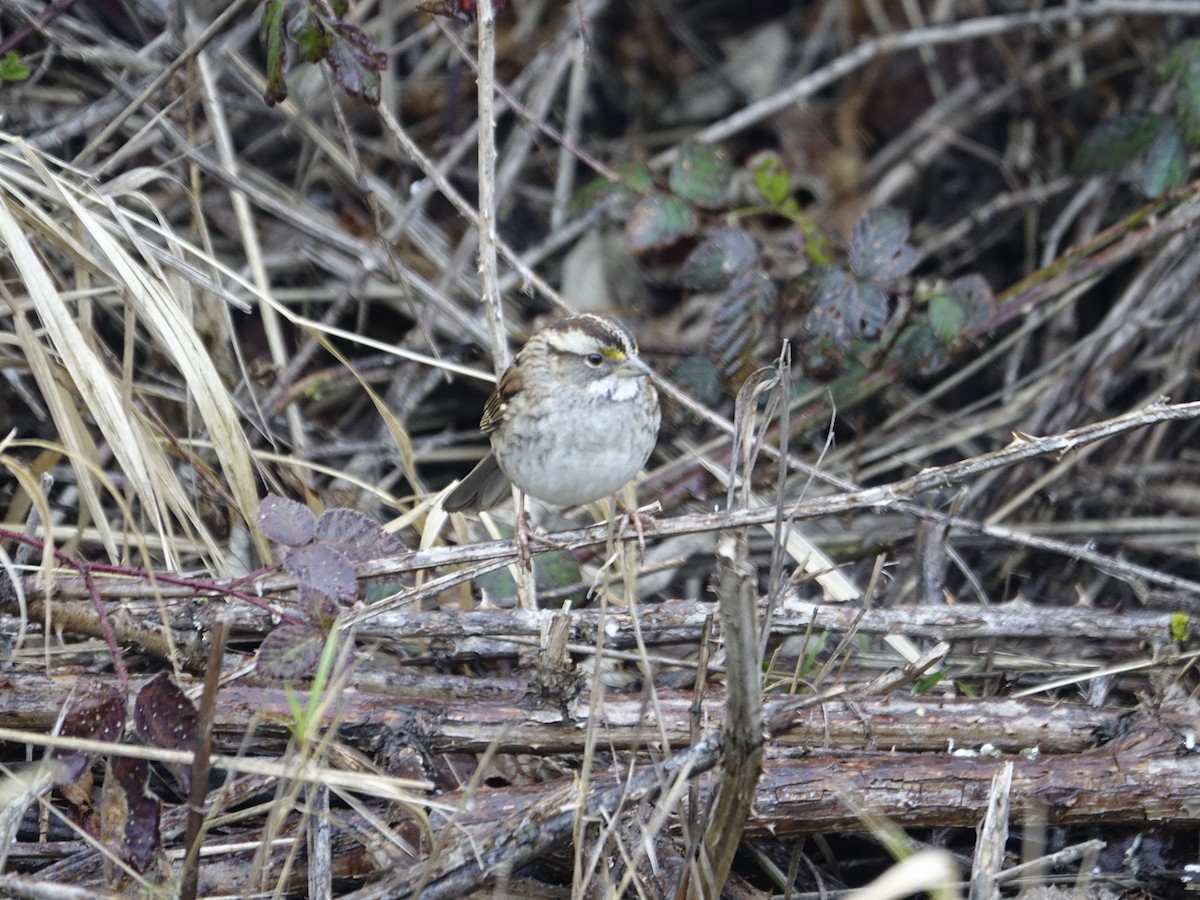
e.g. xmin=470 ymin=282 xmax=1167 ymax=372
xmin=541 ymin=315 xmax=638 ymax=358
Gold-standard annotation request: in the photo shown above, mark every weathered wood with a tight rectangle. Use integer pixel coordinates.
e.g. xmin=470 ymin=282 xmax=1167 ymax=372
xmin=11 ymin=597 xmax=1188 ymax=658
xmin=420 ymin=715 xmax=1190 ymax=844
xmin=0 ymin=673 xmax=1128 ymax=754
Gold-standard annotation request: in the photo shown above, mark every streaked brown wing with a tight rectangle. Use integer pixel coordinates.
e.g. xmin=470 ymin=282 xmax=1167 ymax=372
xmin=479 ymin=362 xmax=521 ymax=432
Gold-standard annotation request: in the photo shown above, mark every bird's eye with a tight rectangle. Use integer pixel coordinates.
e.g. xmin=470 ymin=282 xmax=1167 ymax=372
xmin=585 ymin=352 xmax=604 ymax=367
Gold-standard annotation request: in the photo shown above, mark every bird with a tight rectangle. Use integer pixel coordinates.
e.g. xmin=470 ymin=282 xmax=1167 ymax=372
xmin=443 ymin=313 xmax=660 ymax=559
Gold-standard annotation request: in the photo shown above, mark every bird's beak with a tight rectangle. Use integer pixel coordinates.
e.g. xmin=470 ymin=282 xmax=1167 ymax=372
xmin=618 ymin=356 xmax=652 ymax=378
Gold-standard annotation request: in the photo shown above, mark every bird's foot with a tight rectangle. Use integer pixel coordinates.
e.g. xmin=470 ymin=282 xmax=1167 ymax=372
xmin=612 ymin=501 xmax=660 ymax=556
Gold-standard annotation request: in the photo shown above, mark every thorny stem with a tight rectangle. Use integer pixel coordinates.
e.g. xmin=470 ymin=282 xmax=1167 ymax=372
xmin=0 ymin=528 xmax=300 ymax=622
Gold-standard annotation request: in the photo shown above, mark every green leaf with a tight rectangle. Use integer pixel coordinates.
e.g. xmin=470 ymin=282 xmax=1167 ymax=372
xmin=625 ymin=193 xmax=697 ymax=252
xmin=849 ymin=207 xmax=918 ymax=280
xmin=1073 ymin=111 xmax=1173 ymax=175
xmin=669 ymin=355 xmax=723 ymax=408
xmin=944 ymin=273 xmax=994 ymax=333
xmin=1156 ymin=39 xmax=1200 ymax=81
xmin=259 ymin=0 xmax=289 ymax=105
xmin=928 ymin=290 xmax=966 ymax=345
xmin=681 ymin=226 xmax=760 ymax=290
xmin=1140 ymin=127 xmax=1187 ymax=197
xmin=0 ymin=50 xmax=30 ymax=83
xmin=1175 ymin=69 xmax=1200 ymax=146
xmin=669 ymin=142 xmax=731 ymax=207
xmin=801 ymin=223 xmax=835 ymax=266
xmin=288 ymin=8 xmax=329 ymax=63
xmin=751 ymin=152 xmax=791 ymax=206
xmin=913 ymin=669 xmax=945 ymax=693
xmin=569 ymin=161 xmax=653 ymax=215
xmin=1170 ymin=612 xmax=1190 ymax=643
xmin=797 ymin=631 xmax=830 ymax=680
xmin=889 ymin=317 xmax=950 ymax=376
xmin=476 ymin=544 xmax=582 ymax=603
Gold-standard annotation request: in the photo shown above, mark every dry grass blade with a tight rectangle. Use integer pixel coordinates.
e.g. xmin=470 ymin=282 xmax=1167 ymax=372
xmin=4 ymin=309 xmax=119 ymax=561
xmin=18 ymin=142 xmax=265 ymax=563
xmin=0 ymin=178 xmax=209 ymax=564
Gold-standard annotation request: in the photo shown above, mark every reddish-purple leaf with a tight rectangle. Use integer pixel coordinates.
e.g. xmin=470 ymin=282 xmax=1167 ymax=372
xmin=257 ymin=623 xmax=329 ymax=680
xmin=284 ymin=543 xmax=357 ymax=603
xmin=313 ymin=508 xmax=404 ymax=562
xmin=422 ymin=0 xmax=510 ymax=21
xmin=709 ymin=268 xmax=779 ymax=385
xmin=257 ymin=495 xmax=316 ymax=547
xmin=300 ymin=583 xmax=346 ymax=622
xmin=51 ymin=689 xmax=126 ymax=783
xmin=322 ymin=18 xmax=388 ymax=106
xmin=103 ymin=757 xmax=161 ymax=873
xmin=134 ymin=673 xmax=198 ymax=794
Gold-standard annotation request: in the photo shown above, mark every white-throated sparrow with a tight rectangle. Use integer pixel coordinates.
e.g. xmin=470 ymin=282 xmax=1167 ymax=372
xmin=443 ymin=313 xmax=660 ymax=515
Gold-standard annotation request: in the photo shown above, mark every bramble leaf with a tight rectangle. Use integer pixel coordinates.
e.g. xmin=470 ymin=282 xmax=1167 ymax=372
xmin=1074 ymin=111 xmax=1173 ymax=174
xmin=669 ymin=142 xmax=731 ymax=207
xmin=1156 ymin=39 xmax=1200 ymax=81
xmin=134 ymin=674 xmax=198 ymax=794
xmin=257 ymin=623 xmax=327 ymax=680
xmin=681 ymin=227 xmax=760 ymax=290
xmin=670 ymin=355 xmax=723 ymax=408
xmin=284 ymin=543 xmax=357 ymax=603
xmin=313 ymin=508 xmax=404 ymax=561
xmin=710 ymin=269 xmax=778 ymax=386
xmin=257 ymin=495 xmax=316 ymax=547
xmin=945 ymin=274 xmax=995 ymax=333
xmin=751 ymin=152 xmax=790 ymax=206
xmin=928 ymin=291 xmax=965 ymax=345
xmin=50 ymin=689 xmax=126 ymax=783
xmin=570 ymin=161 xmax=653 ymax=214
xmin=288 ymin=8 xmax=329 ymax=62
xmin=626 ymin=193 xmax=697 ymax=252
xmin=849 ymin=208 xmax=918 ymax=280
xmin=0 ymin=51 xmax=30 ymax=83
xmin=322 ymin=17 xmax=388 ymax=105
xmin=797 ymin=266 xmax=888 ymax=354
xmin=1140 ymin=126 xmax=1187 ymax=197
xmin=103 ymin=757 xmax=161 ymax=872
xmin=260 ymin=0 xmax=288 ymax=105
xmin=1175 ymin=69 xmax=1200 ymax=146
xmin=890 ymin=317 xmax=950 ymax=376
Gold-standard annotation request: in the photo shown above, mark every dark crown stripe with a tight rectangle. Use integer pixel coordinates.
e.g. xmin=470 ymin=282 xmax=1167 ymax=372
xmin=547 ymin=314 xmax=636 ymax=355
